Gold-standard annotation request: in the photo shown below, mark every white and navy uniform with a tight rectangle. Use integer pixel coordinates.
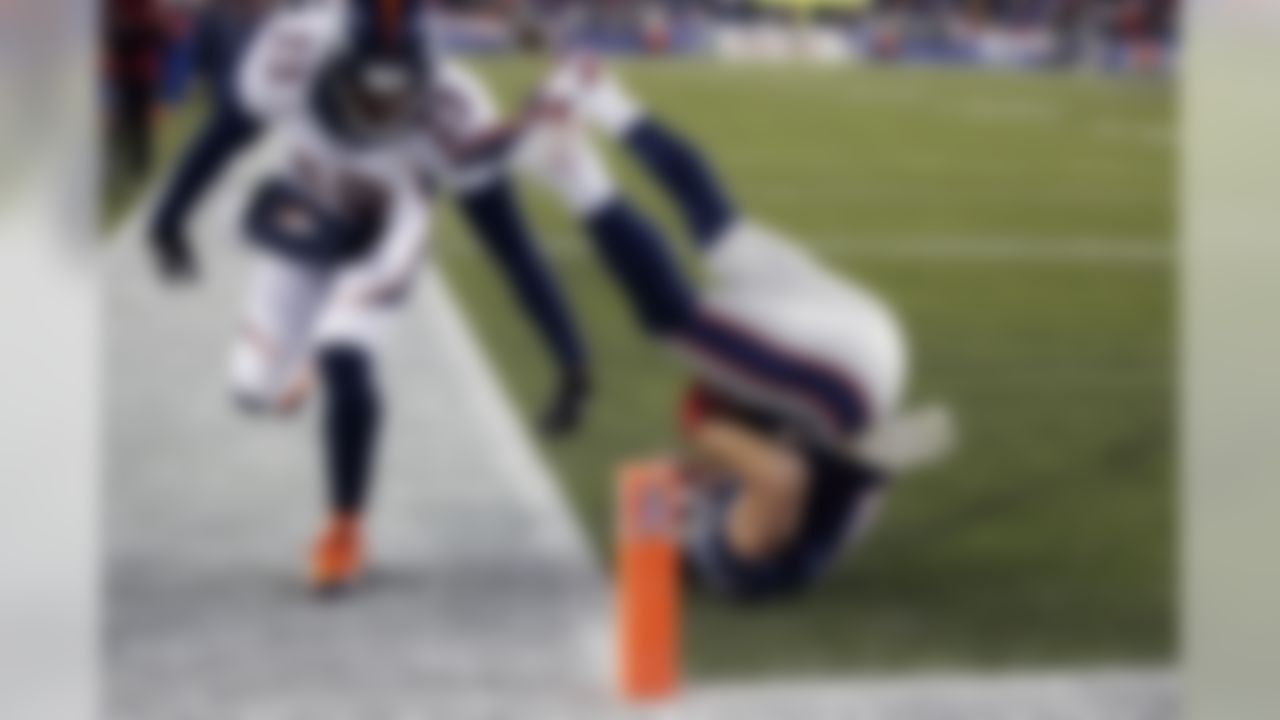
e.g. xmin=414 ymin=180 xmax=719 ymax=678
xmin=225 ymin=0 xmax=425 ymax=408
xmin=225 ymin=1 xmax=499 ymax=409
xmin=677 ymin=222 xmax=905 ymax=599
xmin=515 ymin=71 xmax=911 ymax=596
xmin=410 ymin=60 xmax=507 ymax=194
xmin=686 ymin=220 xmax=909 ymax=439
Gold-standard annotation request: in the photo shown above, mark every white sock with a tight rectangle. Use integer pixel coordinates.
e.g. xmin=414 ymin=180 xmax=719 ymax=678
xmin=516 ymin=122 xmax=617 ymax=217
xmin=543 ymin=56 xmax=647 ymax=137
xmin=584 ymin=71 xmax=646 ymax=138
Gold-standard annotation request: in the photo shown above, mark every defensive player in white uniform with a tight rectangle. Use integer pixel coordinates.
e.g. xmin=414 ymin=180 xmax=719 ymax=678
xmin=517 ymin=59 xmax=946 ymax=599
xmin=217 ymin=0 xmax=588 ymax=592
xmin=227 ymin=0 xmax=432 ymax=592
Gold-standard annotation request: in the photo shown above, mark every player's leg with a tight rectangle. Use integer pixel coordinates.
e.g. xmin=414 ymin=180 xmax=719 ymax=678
xmin=517 ymin=117 xmax=698 ymax=336
xmin=227 ymin=254 xmax=328 ymax=415
xmin=545 ymin=59 xmax=847 ymax=299
xmin=150 ymin=102 xmax=262 ymax=279
xmin=543 ymin=58 xmax=739 ymax=249
xmin=456 ymin=177 xmax=592 ymax=435
xmin=305 ymin=266 xmax=411 ymax=591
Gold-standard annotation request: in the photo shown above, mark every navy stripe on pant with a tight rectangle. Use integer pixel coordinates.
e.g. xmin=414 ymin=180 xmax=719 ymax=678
xmin=674 ymin=310 xmax=868 ymax=440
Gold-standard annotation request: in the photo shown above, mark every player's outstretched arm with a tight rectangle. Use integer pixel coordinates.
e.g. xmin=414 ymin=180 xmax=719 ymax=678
xmin=148 ymin=6 xmax=265 ymax=283
xmin=512 ymin=97 xmax=699 ymax=340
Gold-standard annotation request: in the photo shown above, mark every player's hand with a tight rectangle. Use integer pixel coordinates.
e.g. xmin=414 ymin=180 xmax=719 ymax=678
xmin=152 ymin=231 xmax=199 ymax=284
xmin=538 ymin=366 xmax=592 ymax=438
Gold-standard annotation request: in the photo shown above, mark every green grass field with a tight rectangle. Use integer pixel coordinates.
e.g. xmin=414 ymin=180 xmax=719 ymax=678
xmin=438 ymin=60 xmax=1175 ymax=677
xmin=123 ymin=59 xmax=1173 ymax=678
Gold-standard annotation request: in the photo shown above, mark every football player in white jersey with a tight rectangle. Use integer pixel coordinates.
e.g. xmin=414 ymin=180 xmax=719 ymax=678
xmin=226 ymin=0 xmax=435 ymax=592
xmin=513 ymin=59 xmax=950 ymax=600
xmin=151 ymin=1 xmax=590 ymax=438
xmin=216 ymin=0 xmax=590 ymax=592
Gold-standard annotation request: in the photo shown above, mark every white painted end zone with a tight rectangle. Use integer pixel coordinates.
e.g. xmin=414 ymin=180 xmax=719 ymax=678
xmin=683 ymin=669 xmax=1176 ymax=719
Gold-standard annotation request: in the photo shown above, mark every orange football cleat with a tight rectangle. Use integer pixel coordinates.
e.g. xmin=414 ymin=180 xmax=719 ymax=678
xmin=309 ymin=513 xmax=364 ymax=594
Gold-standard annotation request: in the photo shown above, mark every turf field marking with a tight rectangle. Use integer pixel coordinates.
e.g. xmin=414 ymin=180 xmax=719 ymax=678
xmin=1093 ymin=120 xmax=1173 ymax=146
xmin=417 ymin=269 xmax=615 ymax=684
xmin=955 ymin=98 xmax=1063 ymax=124
xmin=683 ymin=668 xmax=1176 ymax=718
xmin=804 ymin=237 xmax=1172 ymax=265
xmin=718 ymin=152 xmax=1162 ymax=185
xmin=744 ymin=183 xmax=1166 ymax=209
xmin=444 ymin=235 xmax=1170 ymax=267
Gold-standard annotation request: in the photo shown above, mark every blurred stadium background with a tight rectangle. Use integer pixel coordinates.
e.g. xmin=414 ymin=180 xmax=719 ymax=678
xmin=104 ymin=0 xmax=1174 ymax=683
xmin=104 ymin=0 xmax=1177 ymax=215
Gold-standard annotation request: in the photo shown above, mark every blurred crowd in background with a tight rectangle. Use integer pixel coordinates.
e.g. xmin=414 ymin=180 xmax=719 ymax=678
xmin=428 ymin=0 xmax=1177 ymax=70
xmin=104 ymin=0 xmax=1176 ymax=180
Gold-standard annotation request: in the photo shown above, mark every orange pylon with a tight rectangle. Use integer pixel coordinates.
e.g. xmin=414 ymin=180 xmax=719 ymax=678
xmin=616 ymin=460 xmax=681 ymax=701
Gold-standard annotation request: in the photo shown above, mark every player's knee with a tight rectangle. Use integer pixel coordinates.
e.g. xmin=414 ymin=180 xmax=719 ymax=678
xmin=227 ymin=341 xmax=277 ymax=414
xmin=315 ymin=304 xmax=384 ymax=354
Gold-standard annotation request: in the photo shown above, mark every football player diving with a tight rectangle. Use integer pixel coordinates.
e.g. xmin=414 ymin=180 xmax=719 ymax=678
xmin=513 ymin=58 xmax=952 ymax=601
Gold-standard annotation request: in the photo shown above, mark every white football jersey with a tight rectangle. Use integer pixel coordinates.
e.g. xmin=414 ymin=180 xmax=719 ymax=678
xmin=238 ymin=1 xmax=508 ymax=195
xmin=235 ymin=0 xmax=465 ymax=278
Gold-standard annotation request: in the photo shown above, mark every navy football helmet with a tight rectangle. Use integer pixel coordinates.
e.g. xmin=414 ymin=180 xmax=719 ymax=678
xmin=315 ymin=0 xmax=433 ymax=142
